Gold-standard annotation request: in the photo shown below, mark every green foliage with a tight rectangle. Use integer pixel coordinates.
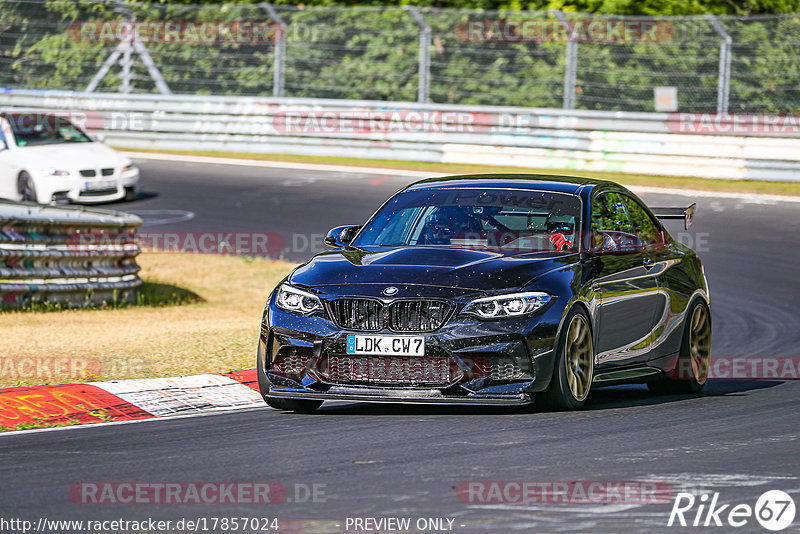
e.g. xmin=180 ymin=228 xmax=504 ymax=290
xmin=149 ymin=0 xmax=800 ymax=15
xmin=1 ymin=0 xmax=799 ymax=110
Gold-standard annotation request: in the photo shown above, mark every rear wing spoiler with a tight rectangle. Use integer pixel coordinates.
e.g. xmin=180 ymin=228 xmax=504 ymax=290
xmin=651 ymin=203 xmax=696 ymax=230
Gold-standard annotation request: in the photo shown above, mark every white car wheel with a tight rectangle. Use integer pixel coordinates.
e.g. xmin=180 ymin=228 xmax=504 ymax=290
xmin=17 ymin=171 xmax=38 ymax=203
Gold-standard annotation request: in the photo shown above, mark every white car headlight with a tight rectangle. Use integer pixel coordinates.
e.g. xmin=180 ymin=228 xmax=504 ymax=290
xmin=122 ymin=164 xmax=136 ymax=173
xmin=275 ymin=284 xmax=322 ymax=314
xmin=462 ymin=291 xmax=552 ymax=319
xmin=41 ymin=168 xmax=70 ymax=176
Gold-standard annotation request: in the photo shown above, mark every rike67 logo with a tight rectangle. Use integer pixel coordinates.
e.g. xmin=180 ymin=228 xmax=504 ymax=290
xmin=668 ymin=490 xmax=796 ymax=531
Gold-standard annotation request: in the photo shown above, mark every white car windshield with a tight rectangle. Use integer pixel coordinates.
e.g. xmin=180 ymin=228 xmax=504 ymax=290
xmin=5 ymin=113 xmax=92 ymax=147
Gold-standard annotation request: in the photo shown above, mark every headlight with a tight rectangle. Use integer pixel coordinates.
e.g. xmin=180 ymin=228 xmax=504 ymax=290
xmin=275 ymin=284 xmax=322 ymax=314
xmin=122 ymin=164 xmax=136 ymax=173
xmin=41 ymin=168 xmax=70 ymax=176
xmin=462 ymin=291 xmax=552 ymax=319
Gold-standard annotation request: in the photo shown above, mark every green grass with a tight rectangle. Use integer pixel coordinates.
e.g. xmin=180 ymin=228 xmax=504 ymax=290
xmin=0 ymin=417 xmax=82 ymax=432
xmin=0 ymin=410 xmax=115 ymax=432
xmin=0 ymin=282 xmax=202 ymax=313
xmin=120 ymin=147 xmax=800 ymax=197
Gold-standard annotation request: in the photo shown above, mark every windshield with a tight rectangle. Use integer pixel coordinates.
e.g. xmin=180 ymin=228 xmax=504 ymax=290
xmin=5 ymin=113 xmax=92 ymax=147
xmin=354 ymin=187 xmax=582 ymax=253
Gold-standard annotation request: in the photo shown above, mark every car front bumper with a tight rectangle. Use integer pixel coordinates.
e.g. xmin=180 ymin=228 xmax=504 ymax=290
xmin=257 ymin=300 xmax=563 ymax=406
xmin=36 ymin=167 xmax=139 ymax=204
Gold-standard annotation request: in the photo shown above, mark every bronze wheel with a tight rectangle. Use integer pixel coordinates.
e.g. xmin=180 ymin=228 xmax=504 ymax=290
xmin=688 ymin=304 xmax=711 ymax=385
xmin=648 ymin=299 xmax=711 ymax=395
xmin=540 ymin=307 xmax=594 ymax=411
xmin=564 ymin=313 xmax=594 ymax=402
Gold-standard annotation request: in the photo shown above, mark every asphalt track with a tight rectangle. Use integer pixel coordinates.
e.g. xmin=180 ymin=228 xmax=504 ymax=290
xmin=1 ymin=157 xmax=799 ymax=533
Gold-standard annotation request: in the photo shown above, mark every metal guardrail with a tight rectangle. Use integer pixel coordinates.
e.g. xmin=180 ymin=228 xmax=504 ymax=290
xmin=0 ymin=199 xmax=142 ymax=308
xmin=2 ymin=88 xmax=800 ymax=182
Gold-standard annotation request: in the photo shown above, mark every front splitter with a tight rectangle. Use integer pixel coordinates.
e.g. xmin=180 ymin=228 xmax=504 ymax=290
xmin=268 ymin=387 xmax=533 ymax=406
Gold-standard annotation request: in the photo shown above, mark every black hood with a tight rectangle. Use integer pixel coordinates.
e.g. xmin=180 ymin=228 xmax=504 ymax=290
xmin=288 ymin=246 xmax=578 ymax=293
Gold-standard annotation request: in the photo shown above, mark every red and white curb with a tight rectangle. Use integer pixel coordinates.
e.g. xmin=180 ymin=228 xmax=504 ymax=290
xmin=0 ymin=369 xmax=263 ymax=432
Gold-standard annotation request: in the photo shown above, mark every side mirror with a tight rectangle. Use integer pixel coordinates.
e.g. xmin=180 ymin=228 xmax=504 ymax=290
xmin=591 ymin=231 xmax=643 ymax=254
xmin=325 ymin=225 xmax=361 ymax=247
xmin=93 ymin=133 xmax=107 ymax=143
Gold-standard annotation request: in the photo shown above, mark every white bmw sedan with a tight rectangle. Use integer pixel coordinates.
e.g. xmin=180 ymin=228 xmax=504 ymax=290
xmin=0 ymin=112 xmax=139 ymax=204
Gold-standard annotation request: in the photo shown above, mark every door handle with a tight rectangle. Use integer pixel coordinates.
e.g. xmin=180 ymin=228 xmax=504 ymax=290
xmin=643 ymin=258 xmax=655 ymax=270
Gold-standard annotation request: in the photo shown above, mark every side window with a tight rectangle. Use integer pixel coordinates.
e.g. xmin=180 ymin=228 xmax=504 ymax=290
xmin=623 ymin=196 xmax=663 ymax=246
xmin=591 ymin=192 xmax=634 ymax=233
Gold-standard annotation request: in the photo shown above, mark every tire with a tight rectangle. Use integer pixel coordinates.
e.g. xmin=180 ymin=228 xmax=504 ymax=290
xmin=265 ymin=397 xmax=323 ymax=412
xmin=17 ymin=172 xmax=37 ymax=203
xmin=648 ymin=299 xmax=711 ymax=395
xmin=124 ymin=187 xmax=135 ymax=201
xmin=539 ymin=306 xmax=594 ymax=411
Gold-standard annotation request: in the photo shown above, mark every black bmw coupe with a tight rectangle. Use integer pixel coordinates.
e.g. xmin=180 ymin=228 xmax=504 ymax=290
xmin=257 ymin=174 xmax=710 ymax=411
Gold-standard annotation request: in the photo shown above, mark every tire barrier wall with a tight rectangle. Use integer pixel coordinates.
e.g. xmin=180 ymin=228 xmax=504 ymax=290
xmin=0 ymin=199 xmax=142 ymax=308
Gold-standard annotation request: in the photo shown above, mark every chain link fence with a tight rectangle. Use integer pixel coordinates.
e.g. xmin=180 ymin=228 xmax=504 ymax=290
xmin=1 ymin=0 xmax=798 ymax=112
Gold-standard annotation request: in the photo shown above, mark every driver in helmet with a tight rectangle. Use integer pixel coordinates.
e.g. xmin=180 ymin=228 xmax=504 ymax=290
xmin=425 ymin=206 xmax=474 ymax=245
xmin=547 ymin=220 xmax=575 ymax=251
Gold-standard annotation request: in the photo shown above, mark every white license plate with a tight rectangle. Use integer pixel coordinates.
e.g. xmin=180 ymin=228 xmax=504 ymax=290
xmin=346 ymin=334 xmax=425 ymax=356
xmin=83 ymin=180 xmax=116 ymax=191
